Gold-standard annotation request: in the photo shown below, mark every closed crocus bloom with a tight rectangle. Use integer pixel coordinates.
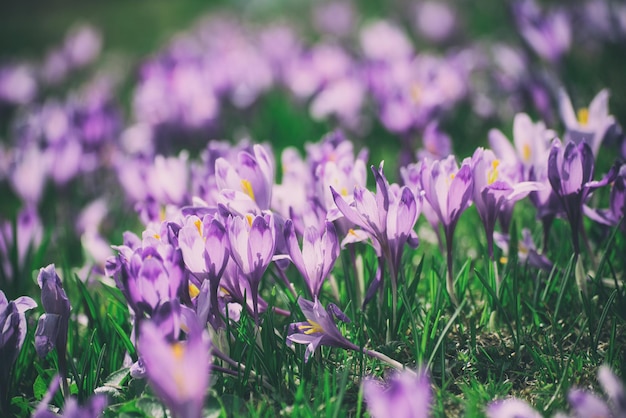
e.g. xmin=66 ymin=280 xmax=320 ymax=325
xmin=178 ymin=214 xmax=229 ymax=328
xmin=227 ymin=213 xmax=275 ymax=320
xmin=363 ymin=371 xmax=432 ymax=418
xmin=419 ymin=155 xmax=473 ymax=304
xmin=559 ymin=89 xmax=615 ymax=157
xmin=287 ymin=298 xmax=358 ymax=362
xmin=138 ymin=309 xmax=210 ymax=418
xmin=284 ymin=219 xmax=339 ymax=299
xmin=0 ymin=291 xmax=36 ymax=404
xmin=548 ymin=139 xmax=617 ymax=253
xmin=35 ymin=265 xmax=70 ymax=359
xmin=567 ymin=389 xmax=612 ymax=418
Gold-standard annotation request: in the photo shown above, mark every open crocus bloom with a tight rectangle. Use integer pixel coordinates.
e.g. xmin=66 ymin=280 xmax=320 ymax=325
xmin=287 ymin=298 xmax=358 ymax=362
xmin=559 ymin=89 xmax=615 ymax=157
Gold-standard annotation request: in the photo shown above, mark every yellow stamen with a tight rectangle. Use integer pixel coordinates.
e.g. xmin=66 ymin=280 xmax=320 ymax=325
xmin=219 ymin=286 xmax=230 ymax=296
xmin=487 ymin=159 xmax=500 ymax=185
xmin=245 ymin=214 xmax=254 ymax=227
xmin=340 ymin=187 xmax=348 ymax=196
xmin=499 ymin=256 xmax=508 ymax=264
xmin=189 ymin=283 xmax=200 ymax=298
xmin=153 ymin=233 xmax=161 ymax=240
xmin=410 ymin=83 xmax=422 ymax=104
xmin=241 ymin=179 xmax=256 ymax=201
xmin=194 ymin=219 xmax=203 ymax=237
xmin=171 ymin=342 xmax=185 ymax=360
xmin=348 ymin=228 xmax=358 ymax=237
xmin=159 ymin=206 xmax=166 ymax=222
xmin=577 ymin=107 xmax=589 ymax=126
xmin=522 ymin=143 xmax=531 ymax=162
xmin=298 ymin=319 xmax=325 ymax=335
xmin=449 ymin=173 xmax=456 ymax=180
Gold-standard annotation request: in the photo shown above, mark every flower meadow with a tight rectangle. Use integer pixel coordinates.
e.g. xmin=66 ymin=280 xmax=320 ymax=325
xmin=1 ymin=1 xmax=626 ymax=417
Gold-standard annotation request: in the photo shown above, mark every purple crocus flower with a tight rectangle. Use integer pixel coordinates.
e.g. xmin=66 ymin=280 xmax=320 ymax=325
xmin=284 ymin=219 xmax=339 ymax=299
xmin=35 ymin=265 xmax=70 ymax=396
xmin=561 ymin=365 xmax=626 ymax=418
xmin=559 ymin=89 xmax=615 ymax=157
xmin=33 ymin=375 xmax=107 ymax=418
xmin=178 ymin=214 xmax=230 ymax=328
xmin=419 ymin=156 xmax=473 ymax=304
xmin=138 ymin=308 xmax=211 ymax=418
xmin=215 ymin=144 xmax=275 ymax=212
xmin=35 ymin=265 xmax=70 ymax=359
xmin=513 ymin=0 xmax=571 ymax=63
xmin=547 ymin=139 xmax=617 ymax=254
xmin=363 ymin=370 xmax=432 ymax=418
xmin=471 ymin=148 xmax=541 ymax=258
xmin=494 ymin=229 xmax=553 ymax=271
xmin=585 ymin=164 xmax=626 ymax=231
xmin=486 ymin=398 xmax=542 ymax=418
xmin=287 ymin=298 xmax=358 ymax=362
xmin=227 ymin=213 xmax=275 ymax=320
xmin=0 ymin=290 xmax=36 ymax=409
xmin=332 ymin=163 xmax=419 ymax=315
xmin=106 ymin=228 xmax=184 ymax=317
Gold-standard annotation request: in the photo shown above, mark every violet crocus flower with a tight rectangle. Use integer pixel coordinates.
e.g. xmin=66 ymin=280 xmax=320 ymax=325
xmin=471 ymin=148 xmax=541 ymax=258
xmin=547 ymin=139 xmax=617 ymax=254
xmin=363 ymin=370 xmax=432 ymax=418
xmin=35 ymin=265 xmax=70 ymax=396
xmin=178 ymin=214 xmax=229 ymax=328
xmin=513 ymin=0 xmax=571 ymax=63
xmin=33 ymin=375 xmax=107 ymax=418
xmin=0 ymin=290 xmax=36 ymax=411
xmin=566 ymin=365 xmax=626 ymax=418
xmin=287 ymin=298 xmax=358 ymax=362
xmin=486 ymin=398 xmax=542 ymax=418
xmin=494 ymin=229 xmax=553 ymax=271
xmin=215 ymin=144 xmax=275 ymax=212
xmin=138 ymin=309 xmax=211 ymax=418
xmin=227 ymin=213 xmax=275 ymax=320
xmin=585 ymin=164 xmax=626 ymax=231
xmin=419 ymin=156 xmax=473 ymax=304
xmin=284 ymin=219 xmax=339 ymax=299
xmin=559 ymin=89 xmax=615 ymax=157
xmin=106 ymin=228 xmax=184 ymax=318
xmin=332 ymin=163 xmax=419 ymax=315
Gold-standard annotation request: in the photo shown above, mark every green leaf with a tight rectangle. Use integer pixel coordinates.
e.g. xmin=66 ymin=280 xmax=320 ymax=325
xmin=33 ymin=375 xmax=48 ymax=401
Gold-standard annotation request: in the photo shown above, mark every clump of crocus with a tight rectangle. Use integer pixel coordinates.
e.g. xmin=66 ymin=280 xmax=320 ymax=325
xmin=363 ymin=370 xmax=432 ymax=418
xmin=0 ymin=290 xmax=36 ymax=413
xmin=547 ymin=139 xmax=617 ymax=254
xmin=284 ymin=219 xmax=339 ymax=300
xmin=419 ymin=155 xmax=473 ymax=305
xmin=33 ymin=375 xmax=107 ymax=418
xmin=34 ymin=265 xmax=70 ymax=394
xmin=332 ymin=162 xmax=419 ymax=321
